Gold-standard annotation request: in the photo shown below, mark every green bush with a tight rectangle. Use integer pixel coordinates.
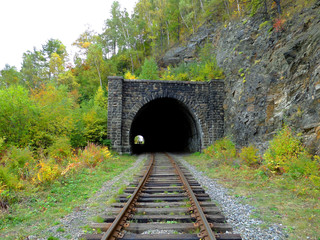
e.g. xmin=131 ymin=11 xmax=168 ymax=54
xmin=287 ymin=152 xmax=318 ymax=179
xmin=160 ymin=66 xmax=175 ymax=80
xmin=71 ymin=87 xmax=108 ymax=147
xmin=47 ymin=136 xmax=72 ymax=164
xmin=70 ymin=116 xmax=87 ymax=148
xmin=3 ymin=146 xmax=35 ymax=180
xmin=263 ymin=125 xmax=317 ymax=177
xmin=30 ymin=84 xmax=76 ymax=149
xmin=0 ymin=166 xmax=22 ymax=190
xmin=77 ymin=143 xmax=112 ymax=167
xmin=239 ymin=145 xmax=260 ymax=167
xmin=138 ymin=58 xmax=159 ymax=80
xmin=0 ymin=136 xmax=5 ymax=154
xmin=204 ymin=137 xmax=236 ymax=164
xmin=0 ymin=85 xmax=38 ymax=147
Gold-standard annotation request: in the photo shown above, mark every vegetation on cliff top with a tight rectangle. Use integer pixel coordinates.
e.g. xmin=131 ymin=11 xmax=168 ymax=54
xmin=1 ymin=0 xmax=317 ymax=88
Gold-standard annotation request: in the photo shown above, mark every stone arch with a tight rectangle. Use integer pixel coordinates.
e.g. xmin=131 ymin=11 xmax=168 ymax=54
xmin=125 ymin=91 xmax=201 ymax=129
xmin=128 ymin=96 xmax=203 ymax=154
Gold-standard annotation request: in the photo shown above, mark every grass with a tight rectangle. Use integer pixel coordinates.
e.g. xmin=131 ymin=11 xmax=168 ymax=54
xmin=184 ymin=154 xmax=320 ymax=240
xmin=0 ymin=154 xmax=137 ymax=239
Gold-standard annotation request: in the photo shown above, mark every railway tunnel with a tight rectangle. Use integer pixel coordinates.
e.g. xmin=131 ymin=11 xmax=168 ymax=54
xmin=130 ymin=98 xmax=201 ymax=154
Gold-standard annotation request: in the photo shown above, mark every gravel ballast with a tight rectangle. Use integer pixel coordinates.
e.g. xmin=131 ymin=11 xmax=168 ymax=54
xmin=173 ymin=154 xmax=288 ymax=240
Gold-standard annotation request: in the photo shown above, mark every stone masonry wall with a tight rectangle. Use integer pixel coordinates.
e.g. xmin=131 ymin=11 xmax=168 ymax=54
xmin=107 ymin=77 xmax=225 ymax=154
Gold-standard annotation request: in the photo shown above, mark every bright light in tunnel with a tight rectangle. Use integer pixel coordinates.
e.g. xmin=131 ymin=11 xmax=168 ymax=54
xmin=134 ymin=135 xmax=145 ymax=145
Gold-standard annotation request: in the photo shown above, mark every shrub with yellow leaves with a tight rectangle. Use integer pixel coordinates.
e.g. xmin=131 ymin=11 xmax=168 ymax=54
xmin=263 ymin=126 xmax=319 ymax=181
xmin=239 ymin=145 xmax=261 ymax=167
xmin=78 ymin=143 xmax=112 ymax=167
xmin=36 ymin=160 xmax=61 ymax=184
xmin=161 ymin=66 xmax=175 ymax=80
xmin=124 ymin=71 xmax=137 ymax=80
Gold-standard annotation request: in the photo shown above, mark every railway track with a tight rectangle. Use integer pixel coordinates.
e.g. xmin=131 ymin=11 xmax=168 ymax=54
xmin=83 ymin=153 xmax=242 ymax=240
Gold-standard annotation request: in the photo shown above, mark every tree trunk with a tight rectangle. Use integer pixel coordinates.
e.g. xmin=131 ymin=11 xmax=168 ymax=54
xmin=273 ymin=0 xmax=282 ymax=15
xmin=224 ymin=0 xmax=230 ymax=16
xmin=94 ymin=59 xmax=102 ymax=88
xmin=180 ymin=11 xmax=189 ymax=29
xmin=263 ymin=0 xmax=269 ymax=20
xmin=199 ymin=0 xmax=204 ymax=12
xmin=166 ymin=21 xmax=170 ymax=46
xmin=192 ymin=0 xmax=197 ymax=34
xmin=236 ymin=0 xmax=241 ymax=16
xmin=178 ymin=15 xmax=180 ymax=42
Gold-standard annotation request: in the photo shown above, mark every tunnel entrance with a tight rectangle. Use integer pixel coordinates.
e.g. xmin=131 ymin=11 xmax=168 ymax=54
xmin=130 ymin=98 xmax=201 ymax=154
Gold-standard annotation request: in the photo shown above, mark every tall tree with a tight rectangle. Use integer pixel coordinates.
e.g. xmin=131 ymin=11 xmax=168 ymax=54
xmin=21 ymin=39 xmax=67 ymax=88
xmin=0 ymin=65 xmax=21 ymax=88
xmin=103 ymin=1 xmax=137 ymax=71
xmin=87 ymin=43 xmax=105 ymax=88
xmin=21 ymin=48 xmax=46 ymax=88
xmin=43 ymin=39 xmax=67 ymax=80
xmin=73 ymin=30 xmax=110 ymax=100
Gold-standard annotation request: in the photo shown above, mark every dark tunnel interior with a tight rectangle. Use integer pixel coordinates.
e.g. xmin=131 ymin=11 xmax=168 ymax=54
xmin=130 ymin=98 xmax=201 ymax=154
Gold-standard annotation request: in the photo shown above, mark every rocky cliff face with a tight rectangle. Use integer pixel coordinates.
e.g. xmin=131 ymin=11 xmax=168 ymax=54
xmin=162 ymin=1 xmax=320 ymax=154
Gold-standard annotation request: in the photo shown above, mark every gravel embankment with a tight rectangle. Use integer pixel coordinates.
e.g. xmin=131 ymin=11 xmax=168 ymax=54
xmin=29 ymin=154 xmax=146 ymax=240
xmin=174 ymin=154 xmax=288 ymax=240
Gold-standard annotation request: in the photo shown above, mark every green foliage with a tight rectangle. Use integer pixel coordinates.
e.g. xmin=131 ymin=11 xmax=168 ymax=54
xmin=47 ymin=237 xmax=60 ymax=240
xmin=71 ymin=87 xmax=108 ymax=147
xmin=239 ymin=145 xmax=261 ymax=167
xmin=0 ymin=81 xmax=108 ymax=155
xmin=20 ymin=39 xmax=67 ymax=88
xmin=138 ymin=58 xmax=159 ymax=80
xmin=0 ymin=65 xmax=22 ymax=88
xmin=204 ymin=137 xmax=236 ymax=164
xmin=176 ymin=73 xmax=189 ymax=81
xmin=160 ymin=43 xmax=224 ymax=82
xmin=0 ymin=85 xmax=38 ymax=147
xmin=259 ymin=20 xmax=271 ymax=30
xmin=76 ymin=143 xmax=112 ymax=168
xmin=30 ymin=85 xmax=77 ymax=149
xmin=0 ymin=166 xmax=21 ymax=190
xmin=264 ymin=126 xmax=304 ymax=174
xmin=171 ymin=63 xmax=189 ymax=80
xmin=250 ymin=0 xmax=263 ymax=16
xmin=70 ymin=113 xmax=87 ymax=148
xmin=3 ymin=146 xmax=35 ymax=180
xmin=94 ymin=86 xmax=108 ymax=109
xmin=263 ymin=126 xmax=319 ymax=179
xmin=160 ymin=66 xmax=175 ymax=80
xmin=36 ymin=159 xmax=61 ymax=184
xmin=124 ymin=71 xmax=137 ymax=79
xmin=82 ymin=108 xmax=106 ymax=143
xmin=56 ymin=70 xmax=79 ymax=91
xmin=47 ymin=136 xmax=72 ymax=163
xmin=0 ymin=136 xmax=5 ymax=154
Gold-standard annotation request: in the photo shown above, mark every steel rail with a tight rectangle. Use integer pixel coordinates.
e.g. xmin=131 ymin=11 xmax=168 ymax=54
xmin=166 ymin=153 xmax=217 ymax=240
xmin=101 ymin=154 xmax=155 ymax=240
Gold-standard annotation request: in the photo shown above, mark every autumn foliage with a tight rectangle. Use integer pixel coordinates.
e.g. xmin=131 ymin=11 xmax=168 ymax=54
xmin=273 ymin=18 xmax=285 ymax=32
xmin=0 ymin=84 xmax=111 ymax=207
